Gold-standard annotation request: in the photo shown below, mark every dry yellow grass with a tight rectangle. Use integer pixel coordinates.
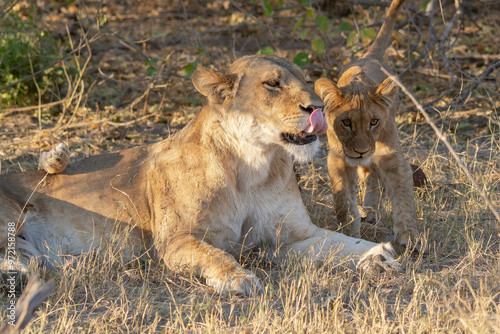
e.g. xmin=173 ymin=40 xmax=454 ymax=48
xmin=1 ymin=0 xmax=499 ymax=332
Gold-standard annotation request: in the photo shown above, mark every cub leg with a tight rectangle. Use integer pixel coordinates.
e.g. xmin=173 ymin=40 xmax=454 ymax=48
xmin=39 ymin=143 xmax=70 ymax=174
xmin=376 ymin=153 xmax=420 ymax=249
xmin=328 ymin=154 xmax=361 ymax=237
xmin=161 ymin=234 xmax=262 ymax=296
xmin=361 ymin=164 xmax=384 ymax=224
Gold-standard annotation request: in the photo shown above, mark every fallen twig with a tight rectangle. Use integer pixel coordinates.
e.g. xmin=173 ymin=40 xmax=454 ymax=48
xmin=0 ymin=92 xmax=83 ymax=116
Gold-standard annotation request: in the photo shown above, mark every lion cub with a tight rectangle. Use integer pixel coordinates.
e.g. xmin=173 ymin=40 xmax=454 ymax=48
xmin=315 ymin=0 xmax=421 ymax=249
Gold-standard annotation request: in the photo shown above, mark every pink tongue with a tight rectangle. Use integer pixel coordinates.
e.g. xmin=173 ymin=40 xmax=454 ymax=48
xmin=304 ymin=108 xmax=328 ymax=134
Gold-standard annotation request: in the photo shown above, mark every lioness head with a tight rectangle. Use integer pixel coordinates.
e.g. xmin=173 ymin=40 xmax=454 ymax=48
xmin=192 ymin=55 xmax=326 ymax=163
xmin=314 ymin=69 xmax=398 ymax=166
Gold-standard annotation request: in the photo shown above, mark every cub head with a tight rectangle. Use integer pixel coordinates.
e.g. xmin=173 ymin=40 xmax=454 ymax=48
xmin=192 ymin=55 xmax=326 ymax=163
xmin=315 ymin=74 xmax=398 ymax=166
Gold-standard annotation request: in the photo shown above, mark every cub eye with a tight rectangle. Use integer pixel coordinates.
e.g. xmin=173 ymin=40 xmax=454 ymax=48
xmin=370 ymin=119 xmax=379 ymax=127
xmin=264 ymin=80 xmax=280 ymax=88
xmin=341 ymin=119 xmax=351 ymax=127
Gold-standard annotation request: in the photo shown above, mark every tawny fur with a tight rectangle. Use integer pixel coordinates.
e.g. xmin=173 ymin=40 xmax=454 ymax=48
xmin=315 ymin=0 xmax=421 ymax=249
xmin=1 ymin=55 xmax=400 ymax=296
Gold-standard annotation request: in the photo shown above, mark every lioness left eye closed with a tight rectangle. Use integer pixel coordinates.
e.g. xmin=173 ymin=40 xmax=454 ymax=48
xmin=264 ymin=80 xmax=280 ymax=88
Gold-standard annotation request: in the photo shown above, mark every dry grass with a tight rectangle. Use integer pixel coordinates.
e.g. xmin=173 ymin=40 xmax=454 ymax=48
xmin=1 ymin=0 xmax=500 ymax=332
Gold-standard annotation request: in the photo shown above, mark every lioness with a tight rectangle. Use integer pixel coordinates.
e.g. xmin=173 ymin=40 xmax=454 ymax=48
xmin=0 ymin=55 xmax=399 ymax=296
xmin=315 ymin=0 xmax=421 ymax=248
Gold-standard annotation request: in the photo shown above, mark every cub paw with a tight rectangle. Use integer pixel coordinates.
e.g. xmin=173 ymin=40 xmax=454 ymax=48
xmin=206 ymin=269 xmax=263 ymax=296
xmin=359 ymin=206 xmax=381 ymax=225
xmin=357 ymin=242 xmax=402 ymax=275
xmin=394 ymin=228 xmax=427 ymax=254
xmin=40 ymin=143 xmax=70 ymax=174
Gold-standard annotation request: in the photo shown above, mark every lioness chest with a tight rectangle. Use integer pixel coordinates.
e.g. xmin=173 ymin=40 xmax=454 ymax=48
xmin=153 ymin=143 xmax=300 ymax=254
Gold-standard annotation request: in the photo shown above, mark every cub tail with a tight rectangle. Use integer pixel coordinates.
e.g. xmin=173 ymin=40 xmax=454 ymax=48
xmin=363 ymin=0 xmax=405 ymax=60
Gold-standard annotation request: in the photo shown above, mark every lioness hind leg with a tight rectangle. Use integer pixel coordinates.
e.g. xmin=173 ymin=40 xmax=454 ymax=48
xmin=40 ymin=143 xmax=70 ymax=174
xmin=0 ymin=236 xmax=44 ymax=274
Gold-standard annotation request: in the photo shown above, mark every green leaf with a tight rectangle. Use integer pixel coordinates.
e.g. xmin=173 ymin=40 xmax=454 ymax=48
xmin=306 ymin=9 xmax=314 ymax=19
xmin=316 ymin=16 xmax=329 ymax=32
xmin=361 ymin=28 xmax=377 ymax=41
xmin=183 ymin=59 xmax=200 ymax=77
xmin=146 ymin=66 xmax=157 ymax=76
xmin=311 ymin=38 xmax=325 ymax=54
xmin=257 ymin=46 xmax=274 ymax=55
xmin=293 ymin=52 xmax=311 ymax=67
xmin=99 ymin=14 xmax=107 ymax=26
xmin=419 ymin=0 xmax=431 ymax=10
xmin=334 ymin=22 xmax=352 ymax=33
xmin=293 ymin=18 xmax=304 ymax=32
xmin=183 ymin=64 xmax=196 ymax=77
xmin=361 ymin=28 xmax=377 ymax=46
xmin=262 ymin=0 xmax=274 ymax=16
xmin=346 ymin=31 xmax=358 ymax=48
xmin=300 ymin=28 xmax=309 ymax=40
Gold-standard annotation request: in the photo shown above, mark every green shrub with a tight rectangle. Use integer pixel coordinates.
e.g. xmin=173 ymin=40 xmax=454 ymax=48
xmin=0 ymin=9 xmax=70 ymax=107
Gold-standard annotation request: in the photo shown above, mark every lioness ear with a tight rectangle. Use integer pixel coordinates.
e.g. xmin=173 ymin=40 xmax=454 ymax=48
xmin=192 ymin=69 xmax=241 ymax=102
xmin=315 ymin=78 xmax=342 ymax=107
xmin=375 ymin=77 xmax=399 ymax=107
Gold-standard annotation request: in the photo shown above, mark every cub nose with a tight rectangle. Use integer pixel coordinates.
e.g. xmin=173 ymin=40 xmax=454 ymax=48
xmin=353 ymin=147 xmax=370 ymax=156
xmin=300 ymin=105 xmax=324 ymax=114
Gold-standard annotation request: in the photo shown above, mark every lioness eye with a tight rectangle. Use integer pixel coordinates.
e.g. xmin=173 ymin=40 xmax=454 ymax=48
xmin=264 ymin=80 xmax=280 ymax=88
xmin=370 ymin=119 xmax=379 ymax=126
xmin=342 ymin=119 xmax=351 ymax=127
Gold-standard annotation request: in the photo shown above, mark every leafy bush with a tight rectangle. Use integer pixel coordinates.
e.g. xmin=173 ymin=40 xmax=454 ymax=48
xmin=0 ymin=8 xmax=70 ymax=107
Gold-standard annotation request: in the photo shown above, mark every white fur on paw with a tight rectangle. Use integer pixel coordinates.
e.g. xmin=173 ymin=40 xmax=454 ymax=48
xmin=40 ymin=143 xmax=70 ymax=174
xmin=356 ymin=242 xmax=402 ymax=274
xmin=206 ymin=269 xmax=263 ymax=296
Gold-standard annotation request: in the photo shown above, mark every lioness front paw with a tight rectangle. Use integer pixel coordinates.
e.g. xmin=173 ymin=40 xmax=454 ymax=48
xmin=40 ymin=143 xmax=70 ymax=174
xmin=357 ymin=242 xmax=402 ymax=275
xmin=206 ymin=269 xmax=263 ymax=296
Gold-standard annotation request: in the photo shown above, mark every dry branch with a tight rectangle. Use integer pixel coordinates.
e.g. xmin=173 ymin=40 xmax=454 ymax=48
xmin=382 ymin=67 xmax=500 ymax=225
xmin=341 ymin=0 xmax=422 ymax=13
xmin=451 ymin=60 xmax=500 ymax=108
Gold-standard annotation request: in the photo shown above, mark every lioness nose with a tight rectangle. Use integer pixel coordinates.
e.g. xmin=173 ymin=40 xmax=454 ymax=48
xmin=300 ymin=105 xmax=324 ymax=114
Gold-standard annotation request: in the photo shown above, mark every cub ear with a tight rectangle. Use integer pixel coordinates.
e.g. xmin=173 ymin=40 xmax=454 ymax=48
xmin=314 ymin=78 xmax=342 ymax=107
xmin=375 ymin=77 xmax=399 ymax=107
xmin=192 ymin=69 xmax=241 ymax=102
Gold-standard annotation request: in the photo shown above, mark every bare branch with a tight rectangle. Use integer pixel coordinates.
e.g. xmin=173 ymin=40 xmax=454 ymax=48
xmin=340 ymin=0 xmax=422 ymax=13
xmin=382 ymin=67 xmax=500 ymax=225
